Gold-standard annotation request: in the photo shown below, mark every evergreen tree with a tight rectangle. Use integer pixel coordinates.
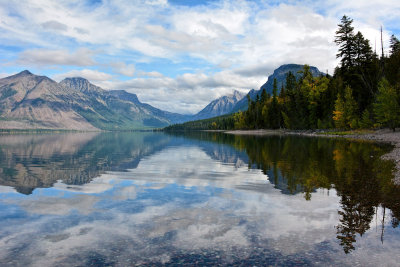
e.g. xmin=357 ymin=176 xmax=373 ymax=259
xmin=285 ymin=71 xmax=296 ymax=94
xmin=260 ymin=88 xmax=268 ymax=104
xmin=390 ymin=34 xmax=400 ymax=55
xmin=335 ymin=15 xmax=355 ymax=69
xmin=359 ymin=109 xmax=373 ymax=129
xmin=282 ymin=111 xmax=291 ymax=129
xmin=386 ymin=35 xmax=400 ymax=86
xmin=268 ymin=78 xmax=280 ymax=129
xmin=373 ymin=78 xmax=400 ymax=131
xmin=354 ymin=31 xmax=373 ymax=66
xmin=344 ymin=85 xmax=358 ymax=128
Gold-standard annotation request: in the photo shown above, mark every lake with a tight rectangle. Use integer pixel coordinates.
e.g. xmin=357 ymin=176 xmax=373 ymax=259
xmin=0 ymin=132 xmax=399 ymax=266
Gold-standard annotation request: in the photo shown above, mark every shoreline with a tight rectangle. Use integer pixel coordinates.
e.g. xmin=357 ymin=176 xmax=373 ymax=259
xmin=225 ymin=129 xmax=400 ymax=185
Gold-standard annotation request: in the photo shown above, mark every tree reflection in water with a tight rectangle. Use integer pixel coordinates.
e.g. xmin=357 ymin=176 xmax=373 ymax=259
xmin=179 ymin=132 xmax=400 ymax=253
xmin=1 ymin=131 xmax=399 ymax=254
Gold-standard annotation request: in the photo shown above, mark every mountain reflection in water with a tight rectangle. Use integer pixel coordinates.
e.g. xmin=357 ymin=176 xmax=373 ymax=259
xmin=0 ymin=132 xmax=399 ymax=266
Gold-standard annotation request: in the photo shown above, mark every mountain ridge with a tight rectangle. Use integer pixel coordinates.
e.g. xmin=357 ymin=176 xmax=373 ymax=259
xmin=192 ymin=90 xmax=246 ymax=120
xmin=231 ymin=64 xmax=323 ymax=113
xmin=0 ymin=72 xmax=175 ymax=130
xmin=0 ymin=64 xmax=322 ymax=130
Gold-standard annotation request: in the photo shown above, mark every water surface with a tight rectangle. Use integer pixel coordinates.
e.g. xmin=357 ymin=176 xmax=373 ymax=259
xmin=0 ymin=132 xmax=399 ymax=266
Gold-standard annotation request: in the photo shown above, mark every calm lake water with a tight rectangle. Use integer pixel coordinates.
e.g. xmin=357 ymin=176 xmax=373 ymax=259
xmin=0 ymin=132 xmax=399 ymax=266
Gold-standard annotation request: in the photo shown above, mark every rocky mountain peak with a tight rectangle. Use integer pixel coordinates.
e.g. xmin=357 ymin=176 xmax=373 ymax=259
xmin=232 ymin=90 xmax=245 ymax=101
xmin=109 ymin=90 xmax=140 ymax=104
xmin=61 ymin=77 xmax=90 ymax=87
xmin=191 ymin=90 xmax=246 ymax=120
xmin=60 ymin=77 xmax=104 ymax=94
xmin=17 ymin=70 xmax=33 ymax=76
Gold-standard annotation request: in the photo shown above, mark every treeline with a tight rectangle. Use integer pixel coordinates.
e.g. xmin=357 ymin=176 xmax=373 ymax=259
xmin=164 ymin=113 xmax=235 ymax=131
xmin=166 ymin=15 xmax=400 ymax=132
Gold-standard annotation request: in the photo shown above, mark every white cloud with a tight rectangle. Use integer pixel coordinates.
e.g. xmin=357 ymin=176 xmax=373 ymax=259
xmin=0 ymin=72 xmax=14 ymax=79
xmin=137 ymin=70 xmax=164 ymax=78
xmin=98 ymin=69 xmax=256 ymax=113
xmin=41 ymin=20 xmax=68 ymax=32
xmin=17 ymin=48 xmax=95 ymax=66
xmin=52 ymin=69 xmax=112 ymax=82
xmin=111 ymin=62 xmax=136 ymax=77
xmin=1 ymin=0 xmax=399 ymax=113
xmin=145 ymin=0 xmax=168 ymax=6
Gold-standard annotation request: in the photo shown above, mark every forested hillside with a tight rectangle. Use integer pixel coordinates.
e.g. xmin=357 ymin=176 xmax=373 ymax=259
xmin=165 ymin=15 xmax=400 ymax=132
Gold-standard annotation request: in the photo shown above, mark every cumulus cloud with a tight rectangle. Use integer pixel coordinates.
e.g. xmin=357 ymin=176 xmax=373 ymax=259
xmin=1 ymin=0 xmax=399 ymax=112
xmin=17 ymin=48 xmax=95 ymax=66
xmin=52 ymin=69 xmax=112 ymax=82
xmin=111 ymin=62 xmax=136 ymax=77
xmin=41 ymin=20 xmax=68 ymax=32
xmin=97 ymin=69 xmax=256 ymax=113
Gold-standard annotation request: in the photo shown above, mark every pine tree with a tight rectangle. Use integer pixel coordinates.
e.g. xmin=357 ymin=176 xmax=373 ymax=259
xmin=260 ymin=88 xmax=268 ymax=104
xmin=285 ymin=71 xmax=297 ymax=96
xmin=354 ymin=31 xmax=373 ymax=66
xmin=373 ymin=78 xmax=400 ymax=131
xmin=335 ymin=15 xmax=356 ymax=69
xmin=359 ymin=109 xmax=373 ymax=129
xmin=390 ymin=34 xmax=400 ymax=55
xmin=268 ymin=78 xmax=280 ymax=129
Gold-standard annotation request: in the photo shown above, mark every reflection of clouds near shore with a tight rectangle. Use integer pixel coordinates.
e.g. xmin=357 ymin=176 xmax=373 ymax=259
xmin=1 ymin=146 xmax=400 ymax=266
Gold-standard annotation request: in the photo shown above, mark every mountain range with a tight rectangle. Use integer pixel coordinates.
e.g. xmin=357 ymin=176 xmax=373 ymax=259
xmin=0 ymin=64 xmax=322 ymax=130
xmin=0 ymin=71 xmax=183 ymax=130
xmin=0 ymin=70 xmax=245 ymax=130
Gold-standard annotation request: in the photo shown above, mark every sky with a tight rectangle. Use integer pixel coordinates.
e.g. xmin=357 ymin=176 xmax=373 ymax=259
xmin=0 ymin=0 xmax=399 ymax=114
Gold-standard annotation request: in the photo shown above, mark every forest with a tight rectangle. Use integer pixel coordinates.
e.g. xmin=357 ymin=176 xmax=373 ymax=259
xmin=165 ymin=15 xmax=400 ymax=132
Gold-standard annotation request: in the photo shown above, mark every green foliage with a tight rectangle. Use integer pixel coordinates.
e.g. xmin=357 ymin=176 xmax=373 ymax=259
xmin=333 ymin=86 xmax=357 ymax=129
xmin=333 ymin=93 xmax=346 ymax=129
xmin=344 ymin=86 xmax=358 ymax=128
xmin=359 ymin=109 xmax=373 ymax=129
xmin=164 ymin=114 xmax=235 ymax=131
xmin=373 ymin=78 xmax=400 ymax=131
xmin=390 ymin=34 xmax=400 ymax=55
xmin=335 ymin=15 xmax=355 ymax=69
xmin=282 ymin=111 xmax=290 ymax=129
xmin=234 ymin=112 xmax=246 ymax=129
xmin=164 ymin=15 xmax=399 ymax=132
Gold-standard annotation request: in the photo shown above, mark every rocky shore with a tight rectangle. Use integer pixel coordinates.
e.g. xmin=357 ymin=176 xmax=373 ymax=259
xmin=225 ymin=129 xmax=400 ymax=185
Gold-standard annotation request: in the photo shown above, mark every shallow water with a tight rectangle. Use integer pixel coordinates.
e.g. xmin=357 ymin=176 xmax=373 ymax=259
xmin=0 ymin=132 xmax=399 ymax=266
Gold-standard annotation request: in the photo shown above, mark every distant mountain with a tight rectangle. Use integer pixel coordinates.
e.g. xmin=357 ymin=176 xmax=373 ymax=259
xmin=60 ymin=78 xmax=190 ymax=126
xmin=0 ymin=65 xmax=323 ymax=130
xmin=260 ymin=64 xmax=322 ymax=95
xmin=0 ymin=70 xmax=98 ymax=130
xmin=109 ymin=90 xmax=191 ymax=124
xmin=230 ymin=89 xmax=259 ymax=113
xmin=0 ymin=71 xmax=188 ymax=130
xmin=231 ymin=64 xmax=323 ymax=113
xmin=59 ymin=77 xmax=105 ymax=96
xmin=192 ymin=90 xmax=245 ymax=120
